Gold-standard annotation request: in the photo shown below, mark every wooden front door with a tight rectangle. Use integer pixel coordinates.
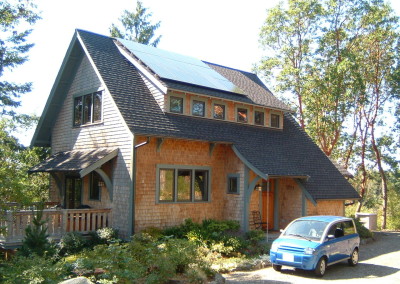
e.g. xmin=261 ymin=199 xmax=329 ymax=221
xmin=262 ymin=180 xmax=274 ymax=230
xmin=65 ymin=177 xmax=82 ymax=209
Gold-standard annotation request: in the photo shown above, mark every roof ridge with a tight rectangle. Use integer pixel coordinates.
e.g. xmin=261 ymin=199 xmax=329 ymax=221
xmin=202 ymin=60 xmax=254 ymax=75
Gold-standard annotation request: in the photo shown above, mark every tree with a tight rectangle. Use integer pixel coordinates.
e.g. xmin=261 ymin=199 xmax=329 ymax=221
xmin=258 ymin=0 xmax=322 ymax=129
xmin=258 ymin=0 xmax=400 ymax=229
xmin=110 ymin=0 xmax=161 ymax=47
xmin=0 ymin=0 xmax=40 ymax=117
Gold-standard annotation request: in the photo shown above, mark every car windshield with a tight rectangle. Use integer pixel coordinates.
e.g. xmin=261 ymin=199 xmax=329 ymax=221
xmin=283 ymin=220 xmax=329 ymax=241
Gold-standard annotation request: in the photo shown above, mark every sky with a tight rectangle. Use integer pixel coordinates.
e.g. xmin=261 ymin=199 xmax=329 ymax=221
xmin=4 ymin=0 xmax=400 ymax=145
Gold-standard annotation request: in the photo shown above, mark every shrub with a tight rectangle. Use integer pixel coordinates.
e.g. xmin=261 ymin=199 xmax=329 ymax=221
xmin=245 ymin=230 xmax=265 ymax=243
xmin=19 ymin=204 xmax=55 ymax=258
xmin=0 ymin=254 xmax=71 ymax=283
xmin=353 ymin=217 xmax=374 ymax=239
xmin=88 ymin=227 xmax=120 ymax=246
xmin=58 ymin=232 xmax=87 ymax=256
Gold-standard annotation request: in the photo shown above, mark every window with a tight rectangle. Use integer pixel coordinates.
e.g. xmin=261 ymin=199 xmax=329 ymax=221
xmin=271 ymin=113 xmax=280 ymax=128
xmin=192 ymin=100 xmax=205 ymax=117
xmin=343 ymin=221 xmax=356 ymax=235
xmin=237 ymin=108 xmax=248 ymax=123
xmin=89 ymin=172 xmax=102 ymax=201
xmin=227 ymin=174 xmax=240 ymax=194
xmin=213 ymin=103 xmax=225 ymax=120
xmin=255 ymin=110 xmax=264 ymax=126
xmin=74 ymin=91 xmax=102 ymax=126
xmin=157 ymin=165 xmax=210 ymax=203
xmin=170 ymin=96 xmax=184 ymax=113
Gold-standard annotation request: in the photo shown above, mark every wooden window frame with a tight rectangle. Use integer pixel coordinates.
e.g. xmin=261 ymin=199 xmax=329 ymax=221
xmin=236 ymin=106 xmax=249 ymax=123
xmin=191 ymin=98 xmax=206 ymax=117
xmin=73 ymin=89 xmax=103 ymax=127
xmin=156 ymin=164 xmax=211 ymax=203
xmin=270 ymin=112 xmax=281 ymax=128
xmin=254 ymin=109 xmax=265 ymax=126
xmin=212 ymin=102 xmax=226 ymax=120
xmin=227 ymin=174 xmax=240 ymax=194
xmin=169 ymin=94 xmax=185 ymax=114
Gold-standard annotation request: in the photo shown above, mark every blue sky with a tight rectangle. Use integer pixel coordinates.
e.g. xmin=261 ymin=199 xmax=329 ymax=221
xmin=4 ymin=0 xmax=400 ymax=145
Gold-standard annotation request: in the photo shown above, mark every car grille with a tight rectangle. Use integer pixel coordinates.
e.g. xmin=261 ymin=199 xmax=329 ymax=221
xmin=278 ymin=245 xmax=304 ymax=253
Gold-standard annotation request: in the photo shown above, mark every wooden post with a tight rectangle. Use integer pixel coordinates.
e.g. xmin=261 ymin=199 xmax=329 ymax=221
xmin=61 ymin=210 xmax=68 ymax=233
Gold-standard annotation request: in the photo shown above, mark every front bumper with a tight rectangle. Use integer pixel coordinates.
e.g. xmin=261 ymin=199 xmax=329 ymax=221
xmin=270 ymin=251 xmax=318 ymax=270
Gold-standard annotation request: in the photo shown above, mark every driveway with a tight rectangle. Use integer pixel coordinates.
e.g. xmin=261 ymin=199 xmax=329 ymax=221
xmin=223 ymin=231 xmax=400 ymax=284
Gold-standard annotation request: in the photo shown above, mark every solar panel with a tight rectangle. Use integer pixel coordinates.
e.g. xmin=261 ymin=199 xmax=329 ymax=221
xmin=117 ymin=39 xmax=244 ymax=94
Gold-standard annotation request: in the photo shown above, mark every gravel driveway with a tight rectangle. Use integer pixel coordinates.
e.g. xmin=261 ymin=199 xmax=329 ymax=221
xmin=223 ymin=231 xmax=400 ymax=284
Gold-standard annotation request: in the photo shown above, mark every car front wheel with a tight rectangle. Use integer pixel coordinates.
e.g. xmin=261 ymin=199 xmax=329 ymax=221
xmin=272 ymin=264 xmax=282 ymax=271
xmin=314 ymin=257 xmax=327 ymax=277
xmin=348 ymin=248 xmax=359 ymax=266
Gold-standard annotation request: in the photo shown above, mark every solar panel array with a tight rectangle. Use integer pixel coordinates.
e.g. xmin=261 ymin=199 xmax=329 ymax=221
xmin=118 ymin=39 xmax=244 ymax=94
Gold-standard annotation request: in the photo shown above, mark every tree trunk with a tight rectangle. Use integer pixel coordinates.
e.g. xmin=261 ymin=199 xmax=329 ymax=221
xmin=370 ymin=125 xmax=388 ymax=229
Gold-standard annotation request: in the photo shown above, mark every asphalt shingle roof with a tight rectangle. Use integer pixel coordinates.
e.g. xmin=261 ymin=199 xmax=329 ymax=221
xmin=74 ymin=30 xmax=359 ymax=200
xmin=29 ymin=148 xmax=118 ymax=173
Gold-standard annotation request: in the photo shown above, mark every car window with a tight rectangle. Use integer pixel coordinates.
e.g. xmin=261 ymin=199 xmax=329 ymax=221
xmin=327 ymin=222 xmax=344 ymax=238
xmin=343 ymin=220 xmax=356 ymax=235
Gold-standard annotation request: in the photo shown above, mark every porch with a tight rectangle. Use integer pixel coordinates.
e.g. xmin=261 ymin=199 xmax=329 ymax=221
xmin=0 ymin=207 xmax=112 ymax=249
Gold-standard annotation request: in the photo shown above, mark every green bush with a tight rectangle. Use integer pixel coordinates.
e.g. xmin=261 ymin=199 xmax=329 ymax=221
xmin=58 ymin=232 xmax=87 ymax=256
xmin=353 ymin=217 xmax=374 ymax=239
xmin=88 ymin=227 xmax=120 ymax=246
xmin=245 ymin=230 xmax=266 ymax=243
xmin=0 ymin=254 xmax=70 ymax=283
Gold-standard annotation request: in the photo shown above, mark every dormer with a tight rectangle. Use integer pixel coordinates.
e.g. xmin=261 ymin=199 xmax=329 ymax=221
xmin=115 ymin=38 xmax=290 ymax=130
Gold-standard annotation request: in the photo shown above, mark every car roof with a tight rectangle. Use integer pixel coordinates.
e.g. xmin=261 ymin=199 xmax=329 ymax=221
xmin=294 ymin=216 xmax=352 ymax=223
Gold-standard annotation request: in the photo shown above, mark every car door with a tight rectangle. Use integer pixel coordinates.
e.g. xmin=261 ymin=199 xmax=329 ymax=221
xmin=342 ymin=220 xmax=359 ymax=257
xmin=325 ymin=222 xmax=346 ymax=264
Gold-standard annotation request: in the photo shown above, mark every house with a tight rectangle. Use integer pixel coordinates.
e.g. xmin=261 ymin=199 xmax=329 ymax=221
xmin=1 ymin=29 xmax=360 ymax=245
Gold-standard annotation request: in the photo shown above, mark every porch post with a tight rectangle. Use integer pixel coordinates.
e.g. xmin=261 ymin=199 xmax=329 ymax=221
xmin=243 ymin=166 xmax=262 ymax=232
xmin=274 ymin=179 xmax=279 ymax=231
xmin=243 ymin=166 xmax=250 ymax=232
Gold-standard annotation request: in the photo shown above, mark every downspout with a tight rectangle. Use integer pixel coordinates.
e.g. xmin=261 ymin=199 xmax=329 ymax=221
xmin=130 ymin=136 xmax=150 ymax=236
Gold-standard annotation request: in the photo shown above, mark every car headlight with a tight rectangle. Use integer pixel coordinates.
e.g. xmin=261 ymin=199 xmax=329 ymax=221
xmin=304 ymin=247 xmax=315 ymax=255
xmin=271 ymin=242 xmax=279 ymax=252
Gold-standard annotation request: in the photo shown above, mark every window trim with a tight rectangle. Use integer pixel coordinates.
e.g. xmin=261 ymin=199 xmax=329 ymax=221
xmin=190 ymin=97 xmax=207 ymax=117
xmin=270 ymin=112 xmax=282 ymax=128
xmin=156 ymin=164 xmax=212 ymax=203
xmin=235 ymin=106 xmax=249 ymax=123
xmin=168 ymin=93 xmax=186 ymax=114
xmin=227 ymin=174 xmax=240 ymax=195
xmin=73 ymin=88 xmax=103 ymax=127
xmin=212 ymin=101 xmax=226 ymax=120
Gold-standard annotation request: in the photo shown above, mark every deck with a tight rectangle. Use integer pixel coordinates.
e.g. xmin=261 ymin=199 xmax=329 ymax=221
xmin=0 ymin=208 xmax=112 ymax=249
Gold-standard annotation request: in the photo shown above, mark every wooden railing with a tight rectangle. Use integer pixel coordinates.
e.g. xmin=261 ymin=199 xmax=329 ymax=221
xmin=0 ymin=208 xmax=112 ymax=248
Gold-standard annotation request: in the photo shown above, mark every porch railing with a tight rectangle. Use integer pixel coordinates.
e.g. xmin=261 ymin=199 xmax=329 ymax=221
xmin=0 ymin=208 xmax=112 ymax=248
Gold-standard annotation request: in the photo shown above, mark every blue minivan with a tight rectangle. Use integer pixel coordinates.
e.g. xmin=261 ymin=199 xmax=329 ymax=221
xmin=270 ymin=216 xmax=360 ymax=277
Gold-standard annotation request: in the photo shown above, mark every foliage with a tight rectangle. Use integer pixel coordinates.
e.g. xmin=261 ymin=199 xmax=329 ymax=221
xmin=352 ymin=217 xmax=374 ymax=239
xmin=57 ymin=232 xmax=87 ymax=257
xmin=109 ymin=0 xmax=161 ymax=47
xmin=0 ymin=254 xmax=70 ymax=284
xmin=0 ymin=0 xmax=40 ymax=116
xmin=162 ymin=219 xmax=245 ymax=256
xmin=67 ymin=234 xmax=212 ymax=283
xmin=258 ymin=0 xmax=400 ymax=228
xmin=87 ymin=227 xmax=120 ymax=246
xmin=19 ymin=202 xmax=55 ymax=258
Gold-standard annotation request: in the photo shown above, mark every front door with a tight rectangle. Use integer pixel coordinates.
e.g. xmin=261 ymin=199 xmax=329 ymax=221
xmin=262 ymin=180 xmax=274 ymax=230
xmin=65 ymin=177 xmax=82 ymax=209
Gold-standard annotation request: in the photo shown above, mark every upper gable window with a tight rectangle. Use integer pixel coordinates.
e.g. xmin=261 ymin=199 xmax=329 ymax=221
xmin=192 ymin=100 xmax=205 ymax=117
xmin=213 ymin=103 xmax=225 ymax=120
xmin=170 ymin=96 xmax=184 ymax=114
xmin=237 ymin=107 xmax=248 ymax=123
xmin=271 ymin=113 xmax=281 ymax=128
xmin=74 ymin=91 xmax=102 ymax=126
xmin=255 ymin=110 xmax=265 ymax=126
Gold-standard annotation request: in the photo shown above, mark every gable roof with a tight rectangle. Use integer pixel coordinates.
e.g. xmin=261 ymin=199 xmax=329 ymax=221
xmin=32 ymin=29 xmax=359 ymax=201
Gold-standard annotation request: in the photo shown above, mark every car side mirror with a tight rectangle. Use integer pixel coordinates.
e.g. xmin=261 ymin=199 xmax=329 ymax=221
xmin=327 ymin=234 xmax=335 ymax=240
xmin=280 ymin=229 xmax=284 ymax=233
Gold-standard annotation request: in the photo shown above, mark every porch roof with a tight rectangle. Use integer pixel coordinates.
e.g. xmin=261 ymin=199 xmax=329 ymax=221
xmin=29 ymin=148 xmax=118 ymax=178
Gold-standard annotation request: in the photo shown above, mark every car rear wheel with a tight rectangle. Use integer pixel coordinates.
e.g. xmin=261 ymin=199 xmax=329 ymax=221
xmin=272 ymin=264 xmax=282 ymax=271
xmin=314 ymin=257 xmax=327 ymax=277
xmin=348 ymin=248 xmax=359 ymax=266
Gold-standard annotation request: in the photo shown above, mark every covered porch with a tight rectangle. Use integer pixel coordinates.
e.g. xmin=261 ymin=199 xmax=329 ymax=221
xmin=0 ymin=148 xmax=119 ymax=249
xmin=0 ymin=203 xmax=112 ymax=249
